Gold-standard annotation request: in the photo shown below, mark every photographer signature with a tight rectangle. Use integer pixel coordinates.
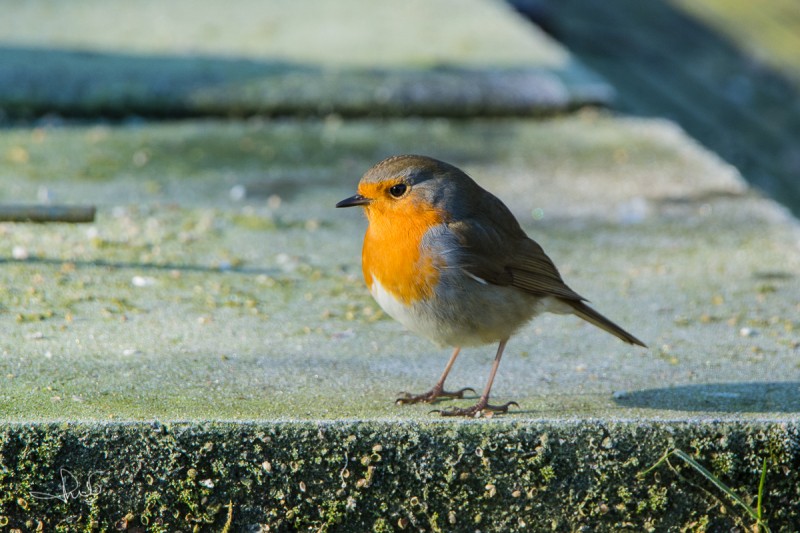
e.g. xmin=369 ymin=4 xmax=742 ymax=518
xmin=29 ymin=468 xmax=104 ymax=503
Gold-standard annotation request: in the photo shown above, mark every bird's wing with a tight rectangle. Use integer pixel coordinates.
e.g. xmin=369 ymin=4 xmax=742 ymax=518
xmin=447 ymin=219 xmax=585 ymax=302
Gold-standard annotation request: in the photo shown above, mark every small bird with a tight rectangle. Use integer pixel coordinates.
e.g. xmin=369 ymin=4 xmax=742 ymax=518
xmin=336 ymin=155 xmax=646 ymax=417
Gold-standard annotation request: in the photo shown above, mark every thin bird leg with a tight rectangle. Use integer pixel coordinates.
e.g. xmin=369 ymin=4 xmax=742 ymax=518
xmin=396 ymin=347 xmax=475 ymax=405
xmin=435 ymin=340 xmax=519 ymax=417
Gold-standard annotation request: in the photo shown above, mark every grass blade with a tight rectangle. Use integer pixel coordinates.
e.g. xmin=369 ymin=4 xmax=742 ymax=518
xmin=757 ymin=457 xmax=767 ymax=531
xmin=643 ymin=449 xmax=771 ymax=533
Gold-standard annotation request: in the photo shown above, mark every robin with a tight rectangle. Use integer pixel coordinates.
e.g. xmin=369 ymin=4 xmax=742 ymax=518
xmin=336 ymin=155 xmax=646 ymax=417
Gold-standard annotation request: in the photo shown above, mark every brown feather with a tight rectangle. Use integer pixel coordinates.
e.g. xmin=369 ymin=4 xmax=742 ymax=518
xmin=563 ymin=300 xmax=648 ymax=347
xmin=449 ymin=218 xmax=584 ymax=301
xmin=448 ymin=193 xmax=644 ymax=347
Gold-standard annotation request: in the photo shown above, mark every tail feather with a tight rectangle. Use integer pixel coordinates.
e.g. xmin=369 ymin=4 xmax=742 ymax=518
xmin=565 ymin=300 xmax=647 ymax=348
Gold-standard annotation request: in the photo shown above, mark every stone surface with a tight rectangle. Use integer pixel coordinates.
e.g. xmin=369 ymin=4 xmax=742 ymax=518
xmin=0 ymin=114 xmax=797 ymax=423
xmin=3 ymin=0 xmax=566 ymax=67
xmin=1 ymin=115 xmax=799 ymax=530
xmin=0 ymin=0 xmax=612 ymax=117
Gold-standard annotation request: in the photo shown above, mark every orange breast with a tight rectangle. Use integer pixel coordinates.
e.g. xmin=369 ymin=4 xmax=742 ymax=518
xmin=362 ymin=200 xmax=447 ymax=306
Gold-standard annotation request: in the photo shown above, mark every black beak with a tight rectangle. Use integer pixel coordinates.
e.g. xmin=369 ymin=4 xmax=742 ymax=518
xmin=336 ymin=194 xmax=370 ymax=208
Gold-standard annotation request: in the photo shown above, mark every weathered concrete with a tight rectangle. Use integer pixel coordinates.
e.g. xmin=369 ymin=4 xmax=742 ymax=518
xmin=0 ymin=0 xmax=611 ymax=118
xmin=2 ymin=114 xmax=798 ymax=422
xmin=1 ymin=422 xmax=797 ymax=532
xmin=0 ymin=115 xmax=798 ymax=529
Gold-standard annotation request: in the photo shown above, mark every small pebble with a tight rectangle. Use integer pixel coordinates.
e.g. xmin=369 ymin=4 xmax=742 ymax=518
xmin=739 ymin=327 xmax=755 ymax=337
xmin=122 ymin=349 xmax=140 ymax=356
xmin=12 ymin=245 xmax=29 ymax=260
xmin=275 ymin=253 xmax=299 ymax=272
xmin=131 ymin=276 xmax=156 ymax=287
xmin=24 ymin=331 xmax=43 ymax=340
xmin=612 ymin=390 xmax=629 ymax=400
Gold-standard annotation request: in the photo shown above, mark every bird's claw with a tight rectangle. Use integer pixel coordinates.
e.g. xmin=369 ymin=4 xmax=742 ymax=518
xmin=395 ymin=387 xmax=476 ymax=405
xmin=432 ymin=401 xmax=519 ymax=418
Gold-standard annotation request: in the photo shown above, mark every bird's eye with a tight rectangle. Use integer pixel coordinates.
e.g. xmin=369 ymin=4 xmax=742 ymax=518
xmin=389 ymin=184 xmax=407 ymax=197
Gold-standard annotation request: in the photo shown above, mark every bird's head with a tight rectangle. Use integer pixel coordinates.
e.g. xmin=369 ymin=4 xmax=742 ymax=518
xmin=336 ymin=155 xmax=480 ymax=224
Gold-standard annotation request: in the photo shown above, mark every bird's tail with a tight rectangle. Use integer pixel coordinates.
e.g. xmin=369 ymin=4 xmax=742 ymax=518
xmin=565 ymin=300 xmax=647 ymax=347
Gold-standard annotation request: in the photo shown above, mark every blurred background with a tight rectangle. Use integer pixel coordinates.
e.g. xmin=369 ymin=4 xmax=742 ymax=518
xmin=512 ymin=0 xmax=800 ymax=215
xmin=1 ymin=0 xmax=799 ymax=214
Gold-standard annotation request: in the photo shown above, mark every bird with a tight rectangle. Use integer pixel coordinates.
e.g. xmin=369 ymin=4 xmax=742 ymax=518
xmin=336 ymin=155 xmax=646 ymax=417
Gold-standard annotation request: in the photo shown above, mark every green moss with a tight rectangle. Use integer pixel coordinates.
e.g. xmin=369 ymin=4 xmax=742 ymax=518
xmin=1 ymin=422 xmax=796 ymax=532
xmin=230 ymin=214 xmax=277 ymax=232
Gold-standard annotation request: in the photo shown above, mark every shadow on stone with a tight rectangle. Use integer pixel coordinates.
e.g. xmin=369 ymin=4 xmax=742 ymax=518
xmin=614 ymin=382 xmax=800 ymax=413
xmin=511 ymin=0 xmax=800 ymax=216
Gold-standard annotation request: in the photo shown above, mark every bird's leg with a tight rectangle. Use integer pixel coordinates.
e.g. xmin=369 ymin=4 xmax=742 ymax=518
xmin=396 ymin=347 xmax=475 ymax=405
xmin=434 ymin=340 xmax=518 ymax=417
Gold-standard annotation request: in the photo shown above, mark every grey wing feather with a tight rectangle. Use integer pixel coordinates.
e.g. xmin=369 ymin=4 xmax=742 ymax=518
xmin=447 ymin=201 xmax=646 ymax=348
xmin=447 ymin=219 xmax=584 ymax=301
xmin=506 ymin=239 xmax=585 ymax=301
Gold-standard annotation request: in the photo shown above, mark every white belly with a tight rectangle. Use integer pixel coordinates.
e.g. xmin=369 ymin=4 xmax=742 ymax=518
xmin=370 ymin=273 xmax=567 ymax=348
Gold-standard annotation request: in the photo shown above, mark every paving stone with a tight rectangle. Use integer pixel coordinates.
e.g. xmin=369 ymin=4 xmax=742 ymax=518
xmin=0 ymin=114 xmax=798 ymax=422
xmin=0 ymin=115 xmax=798 ymax=529
xmin=0 ymin=0 xmax=612 ymax=118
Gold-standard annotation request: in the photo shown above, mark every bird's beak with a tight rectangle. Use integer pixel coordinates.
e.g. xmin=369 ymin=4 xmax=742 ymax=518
xmin=336 ymin=194 xmax=370 ymax=208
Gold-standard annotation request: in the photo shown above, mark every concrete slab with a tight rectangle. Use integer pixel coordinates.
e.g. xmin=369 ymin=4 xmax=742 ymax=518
xmin=0 ymin=113 xmax=797 ymax=424
xmin=0 ymin=421 xmax=796 ymax=532
xmin=1 ymin=115 xmax=798 ymax=530
xmin=0 ymin=0 xmax=612 ymax=118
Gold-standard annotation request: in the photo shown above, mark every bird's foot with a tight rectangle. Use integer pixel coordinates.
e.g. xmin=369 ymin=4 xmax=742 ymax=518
xmin=432 ymin=397 xmax=519 ymax=418
xmin=395 ymin=386 xmax=475 ymax=405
